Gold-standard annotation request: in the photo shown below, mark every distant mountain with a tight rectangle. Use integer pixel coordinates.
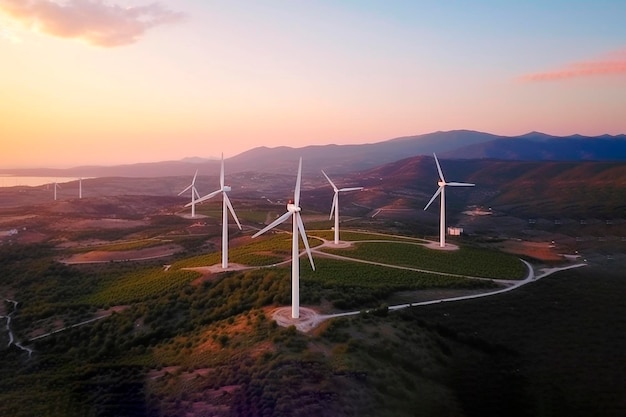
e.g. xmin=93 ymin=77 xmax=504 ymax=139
xmin=343 ymin=155 xmax=626 ymax=219
xmin=3 ymin=130 xmax=626 ymax=178
xmin=0 ymin=130 xmax=501 ymax=177
xmin=440 ymin=135 xmax=626 ymax=160
xmin=226 ymin=130 xmax=502 ymax=174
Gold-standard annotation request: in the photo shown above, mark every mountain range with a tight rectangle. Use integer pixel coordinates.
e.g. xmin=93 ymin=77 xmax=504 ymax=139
xmin=2 ymin=130 xmax=626 ymax=178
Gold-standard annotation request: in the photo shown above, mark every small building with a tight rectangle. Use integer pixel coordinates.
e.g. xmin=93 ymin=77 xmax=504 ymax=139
xmin=447 ymin=227 xmax=463 ymax=236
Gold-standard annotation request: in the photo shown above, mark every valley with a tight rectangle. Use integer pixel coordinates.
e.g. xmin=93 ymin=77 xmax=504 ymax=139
xmin=0 ymin=155 xmax=624 ymax=417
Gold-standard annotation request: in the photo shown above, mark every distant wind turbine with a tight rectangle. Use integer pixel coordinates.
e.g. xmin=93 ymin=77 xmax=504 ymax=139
xmin=424 ymin=153 xmax=475 ymax=248
xmin=253 ymin=157 xmax=315 ymax=319
xmin=179 ymin=170 xmax=200 ymax=218
xmin=79 ymin=178 xmax=82 ymax=199
xmin=191 ymin=155 xmax=241 ymax=269
xmin=321 ymin=170 xmax=363 ymax=244
xmin=53 ymin=182 xmax=61 ymax=201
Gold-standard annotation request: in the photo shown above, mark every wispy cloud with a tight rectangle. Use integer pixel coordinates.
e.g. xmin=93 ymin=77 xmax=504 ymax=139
xmin=520 ymin=49 xmax=626 ymax=82
xmin=0 ymin=0 xmax=184 ymax=47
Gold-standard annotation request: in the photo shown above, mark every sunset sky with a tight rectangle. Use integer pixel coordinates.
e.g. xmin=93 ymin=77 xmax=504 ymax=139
xmin=1 ymin=0 xmax=625 ymax=168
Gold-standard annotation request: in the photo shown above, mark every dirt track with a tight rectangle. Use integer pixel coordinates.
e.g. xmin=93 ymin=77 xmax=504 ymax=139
xmin=61 ymin=244 xmax=183 ymax=264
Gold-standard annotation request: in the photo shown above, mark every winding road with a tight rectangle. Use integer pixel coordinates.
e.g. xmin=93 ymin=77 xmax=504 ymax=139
xmin=4 ymin=233 xmax=588 ymax=345
xmin=2 ymin=299 xmax=34 ymax=357
xmin=271 ymin=235 xmax=588 ymax=331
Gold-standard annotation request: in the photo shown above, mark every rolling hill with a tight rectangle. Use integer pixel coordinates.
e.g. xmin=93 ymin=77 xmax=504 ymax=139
xmin=5 ymin=130 xmax=625 ymax=178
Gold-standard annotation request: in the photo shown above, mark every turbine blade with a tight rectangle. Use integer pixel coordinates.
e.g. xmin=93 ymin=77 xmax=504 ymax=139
xmin=433 ymin=153 xmax=446 ymax=183
xmin=296 ymin=213 xmax=315 ymax=271
xmin=192 ymin=169 xmax=198 ymax=185
xmin=224 ymin=193 xmax=242 ymax=230
xmin=220 ymin=153 xmax=225 ymax=189
xmin=294 ymin=157 xmax=302 ymax=207
xmin=193 ymin=187 xmax=201 ymax=200
xmin=339 ymin=187 xmax=363 ymax=192
xmin=424 ymin=187 xmax=443 ymax=210
xmin=321 ymin=170 xmax=338 ymax=192
xmin=329 ymin=192 xmax=338 ymax=220
xmin=447 ymin=182 xmax=475 ymax=187
xmin=190 ymin=188 xmax=221 ymax=206
xmin=252 ymin=211 xmax=292 ymax=238
xmin=178 ymin=184 xmax=192 ymax=196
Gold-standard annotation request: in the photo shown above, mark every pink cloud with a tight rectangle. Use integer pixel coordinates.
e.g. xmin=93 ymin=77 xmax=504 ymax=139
xmin=0 ymin=0 xmax=184 ymax=47
xmin=520 ymin=49 xmax=626 ymax=82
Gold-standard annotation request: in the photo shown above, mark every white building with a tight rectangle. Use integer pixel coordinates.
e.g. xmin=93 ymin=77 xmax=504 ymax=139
xmin=447 ymin=226 xmax=463 ymax=236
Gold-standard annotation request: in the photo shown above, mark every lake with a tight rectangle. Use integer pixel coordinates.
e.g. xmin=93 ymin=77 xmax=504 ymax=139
xmin=0 ymin=176 xmax=83 ymax=188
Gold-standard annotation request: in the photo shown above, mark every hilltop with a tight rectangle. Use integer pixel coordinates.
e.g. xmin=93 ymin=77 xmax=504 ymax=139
xmin=3 ymin=130 xmax=626 ymax=178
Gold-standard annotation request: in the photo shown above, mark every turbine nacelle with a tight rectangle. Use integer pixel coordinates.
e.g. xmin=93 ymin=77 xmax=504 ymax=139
xmin=438 ymin=180 xmax=446 ymax=187
xmin=223 ymin=185 xmax=232 ymax=192
xmin=287 ymin=199 xmax=301 ymax=213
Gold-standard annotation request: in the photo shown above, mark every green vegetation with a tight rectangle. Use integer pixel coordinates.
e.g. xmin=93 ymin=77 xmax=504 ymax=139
xmin=2 ymin=211 xmax=618 ymax=417
xmin=83 ymin=267 xmax=200 ymax=306
xmin=322 ymin=241 xmax=526 ymax=279
xmin=171 ymin=233 xmax=322 ymax=269
xmin=300 ymin=257 xmax=495 ymax=309
xmin=310 ymin=229 xmax=429 ymax=243
xmin=68 ymin=238 xmax=172 ymax=253
xmin=197 ymin=207 xmax=270 ymax=224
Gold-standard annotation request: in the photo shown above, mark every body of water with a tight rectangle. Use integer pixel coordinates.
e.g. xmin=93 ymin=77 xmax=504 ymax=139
xmin=0 ymin=176 xmax=81 ymax=188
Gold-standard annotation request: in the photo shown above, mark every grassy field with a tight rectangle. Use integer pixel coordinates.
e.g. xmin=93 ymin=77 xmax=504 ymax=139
xmin=309 ymin=229 xmax=430 ymax=243
xmin=399 ymin=266 xmax=626 ymax=417
xmin=321 ymin=241 xmax=527 ymax=279
xmin=83 ymin=267 xmax=200 ymax=306
xmin=67 ymin=238 xmax=172 ymax=253
xmin=1 ymin=238 xmax=624 ymax=416
xmin=171 ymin=233 xmax=323 ymax=269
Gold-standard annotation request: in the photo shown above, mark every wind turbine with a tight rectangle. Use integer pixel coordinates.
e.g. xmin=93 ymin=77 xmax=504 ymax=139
xmin=79 ymin=178 xmax=82 ymax=199
xmin=179 ymin=170 xmax=200 ymax=218
xmin=191 ymin=155 xmax=241 ymax=269
xmin=53 ymin=182 xmax=61 ymax=201
xmin=424 ymin=153 xmax=474 ymax=248
xmin=321 ymin=170 xmax=363 ymax=244
xmin=253 ymin=157 xmax=315 ymax=319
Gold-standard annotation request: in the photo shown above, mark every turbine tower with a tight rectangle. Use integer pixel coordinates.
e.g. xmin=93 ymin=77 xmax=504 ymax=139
xmin=191 ymin=155 xmax=241 ymax=269
xmin=179 ymin=170 xmax=200 ymax=218
xmin=321 ymin=170 xmax=363 ymax=244
xmin=253 ymin=157 xmax=315 ymax=319
xmin=424 ymin=153 xmax=474 ymax=248
xmin=53 ymin=182 xmax=61 ymax=201
xmin=79 ymin=178 xmax=82 ymax=199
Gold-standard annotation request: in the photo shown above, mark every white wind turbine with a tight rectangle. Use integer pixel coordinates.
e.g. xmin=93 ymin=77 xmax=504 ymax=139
xmin=321 ymin=170 xmax=363 ymax=245
xmin=424 ymin=153 xmax=474 ymax=248
xmin=253 ymin=157 xmax=315 ymax=319
xmin=179 ymin=170 xmax=200 ymax=218
xmin=53 ymin=182 xmax=61 ymax=201
xmin=191 ymin=155 xmax=241 ymax=269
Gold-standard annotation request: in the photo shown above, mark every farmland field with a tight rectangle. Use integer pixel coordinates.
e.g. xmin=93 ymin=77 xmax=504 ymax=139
xmin=321 ymin=241 xmax=526 ymax=279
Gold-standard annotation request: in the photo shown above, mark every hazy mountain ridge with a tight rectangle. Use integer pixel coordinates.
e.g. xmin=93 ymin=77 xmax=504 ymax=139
xmin=352 ymin=156 xmax=626 ymax=218
xmin=2 ymin=130 xmax=626 ymax=178
xmin=441 ymin=136 xmax=626 ymax=160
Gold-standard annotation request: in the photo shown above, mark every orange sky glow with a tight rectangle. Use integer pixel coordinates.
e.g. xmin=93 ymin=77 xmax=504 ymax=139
xmin=1 ymin=1 xmax=625 ymax=168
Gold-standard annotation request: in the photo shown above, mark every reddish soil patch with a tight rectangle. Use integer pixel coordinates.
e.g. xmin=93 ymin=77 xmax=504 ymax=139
xmin=0 ymin=215 xmax=37 ymax=225
xmin=497 ymin=239 xmax=563 ymax=262
xmin=147 ymin=366 xmax=181 ymax=380
xmin=62 ymin=244 xmax=183 ymax=263
xmin=50 ymin=218 xmax=148 ymax=231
